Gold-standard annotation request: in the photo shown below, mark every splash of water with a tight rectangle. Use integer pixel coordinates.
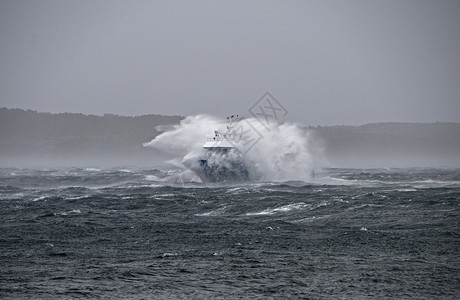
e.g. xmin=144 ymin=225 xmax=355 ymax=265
xmin=144 ymin=115 xmax=318 ymax=182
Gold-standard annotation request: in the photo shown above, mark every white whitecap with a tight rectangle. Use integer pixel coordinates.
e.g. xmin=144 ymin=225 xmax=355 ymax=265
xmin=32 ymin=196 xmax=47 ymax=202
xmin=245 ymin=202 xmax=310 ymax=216
xmin=195 ymin=206 xmax=228 ymax=217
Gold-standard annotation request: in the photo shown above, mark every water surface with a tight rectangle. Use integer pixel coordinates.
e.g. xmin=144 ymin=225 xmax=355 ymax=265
xmin=1 ymin=167 xmax=459 ymax=299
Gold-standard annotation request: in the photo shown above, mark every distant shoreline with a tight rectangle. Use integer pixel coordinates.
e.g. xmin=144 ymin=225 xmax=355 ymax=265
xmin=1 ymin=107 xmax=459 ymax=168
xmin=3 ymin=106 xmax=458 ymax=127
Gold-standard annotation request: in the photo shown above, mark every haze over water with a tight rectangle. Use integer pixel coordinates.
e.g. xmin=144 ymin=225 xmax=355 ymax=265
xmin=1 ymin=0 xmax=460 ymax=298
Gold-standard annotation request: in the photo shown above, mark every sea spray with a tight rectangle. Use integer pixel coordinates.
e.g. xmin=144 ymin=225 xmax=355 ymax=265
xmin=144 ymin=115 xmax=317 ymax=182
xmin=243 ymin=119 xmax=315 ymax=181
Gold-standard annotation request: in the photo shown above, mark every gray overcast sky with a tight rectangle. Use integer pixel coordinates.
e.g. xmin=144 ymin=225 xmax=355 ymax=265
xmin=1 ymin=0 xmax=459 ymax=125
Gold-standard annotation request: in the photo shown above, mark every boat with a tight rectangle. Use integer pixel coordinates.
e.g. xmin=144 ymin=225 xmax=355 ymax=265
xmin=191 ymin=115 xmax=249 ymax=182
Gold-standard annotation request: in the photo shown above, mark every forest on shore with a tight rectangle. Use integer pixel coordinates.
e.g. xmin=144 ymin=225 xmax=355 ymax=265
xmin=0 ymin=108 xmax=182 ymax=167
xmin=1 ymin=107 xmax=459 ymax=168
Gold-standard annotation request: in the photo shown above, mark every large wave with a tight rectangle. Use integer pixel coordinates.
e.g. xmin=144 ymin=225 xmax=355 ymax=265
xmin=144 ymin=115 xmax=320 ymax=182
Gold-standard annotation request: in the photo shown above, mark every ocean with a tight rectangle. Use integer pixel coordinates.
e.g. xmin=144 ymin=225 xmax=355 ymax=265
xmin=1 ymin=167 xmax=459 ymax=299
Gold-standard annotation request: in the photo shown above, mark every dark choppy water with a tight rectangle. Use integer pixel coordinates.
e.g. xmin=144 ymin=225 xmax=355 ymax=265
xmin=1 ymin=167 xmax=459 ymax=299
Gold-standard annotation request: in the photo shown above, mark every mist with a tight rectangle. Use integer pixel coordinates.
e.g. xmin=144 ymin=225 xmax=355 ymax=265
xmin=1 ymin=108 xmax=459 ymax=170
xmin=1 ymin=1 xmax=460 ymax=169
xmin=0 ymin=108 xmax=181 ymax=169
xmin=2 ymin=4 xmax=460 ymax=299
xmin=1 ymin=1 xmax=460 ymax=125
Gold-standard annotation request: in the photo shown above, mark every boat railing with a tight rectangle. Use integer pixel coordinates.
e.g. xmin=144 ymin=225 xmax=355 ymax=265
xmin=206 ymin=136 xmax=233 ymax=142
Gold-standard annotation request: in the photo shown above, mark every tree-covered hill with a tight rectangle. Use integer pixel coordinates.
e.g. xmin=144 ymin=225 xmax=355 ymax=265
xmin=309 ymin=122 xmax=460 ymax=167
xmin=1 ymin=107 xmax=459 ymax=167
xmin=0 ymin=108 xmax=183 ymax=166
